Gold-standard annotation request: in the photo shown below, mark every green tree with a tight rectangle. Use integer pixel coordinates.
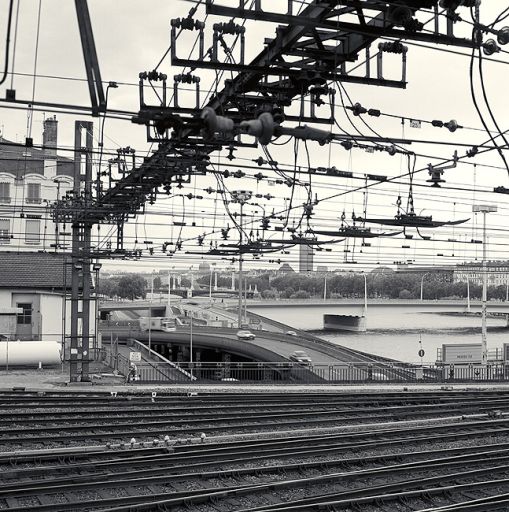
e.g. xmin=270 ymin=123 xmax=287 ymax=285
xmin=98 ymin=277 xmax=119 ymax=298
xmin=261 ymin=289 xmax=278 ymax=299
xmin=117 ymin=274 xmax=147 ymax=300
xmin=283 ymin=287 xmax=295 ymax=299
xmin=153 ymin=276 xmax=162 ymax=290
xmin=398 ymin=289 xmax=412 ymax=300
xmin=291 ymin=290 xmax=311 ymax=299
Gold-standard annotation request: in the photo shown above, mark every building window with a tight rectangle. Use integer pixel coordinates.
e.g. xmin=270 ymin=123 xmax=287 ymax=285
xmin=0 ymin=219 xmax=10 ymax=244
xmin=25 ymin=219 xmax=41 ymax=245
xmin=26 ymin=183 xmax=41 ymax=204
xmin=0 ymin=182 xmax=10 ymax=203
xmin=16 ymin=303 xmax=32 ymax=325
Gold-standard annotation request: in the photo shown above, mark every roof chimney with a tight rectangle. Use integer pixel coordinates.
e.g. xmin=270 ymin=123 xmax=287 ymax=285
xmin=42 ymin=116 xmax=58 ymax=158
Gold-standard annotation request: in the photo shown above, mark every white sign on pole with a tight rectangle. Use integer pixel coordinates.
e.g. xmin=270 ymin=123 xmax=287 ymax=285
xmin=129 ymin=352 xmax=142 ymax=362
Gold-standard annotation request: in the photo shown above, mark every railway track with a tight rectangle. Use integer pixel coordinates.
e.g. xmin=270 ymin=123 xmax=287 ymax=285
xmin=3 ymin=390 xmax=509 ymax=510
xmin=2 ymin=391 xmax=509 ymax=442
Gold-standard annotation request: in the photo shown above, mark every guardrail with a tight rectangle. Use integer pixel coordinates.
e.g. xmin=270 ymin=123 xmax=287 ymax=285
xmin=107 ymin=361 xmax=509 ymax=384
xmin=127 ymin=338 xmax=195 ymax=380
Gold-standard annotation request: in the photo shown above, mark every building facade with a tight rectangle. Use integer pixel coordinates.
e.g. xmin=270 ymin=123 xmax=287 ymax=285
xmin=0 ymin=252 xmax=95 ymax=343
xmin=0 ymin=117 xmax=74 ymax=251
xmin=454 ymin=261 xmax=509 ymax=287
xmin=299 ymin=244 xmax=313 ymax=273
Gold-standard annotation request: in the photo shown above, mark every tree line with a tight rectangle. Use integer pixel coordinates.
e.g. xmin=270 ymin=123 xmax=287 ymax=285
xmin=98 ymin=271 xmax=508 ymax=301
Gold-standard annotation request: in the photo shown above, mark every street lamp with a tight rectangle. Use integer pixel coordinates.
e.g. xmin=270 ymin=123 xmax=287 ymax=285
xmin=209 ymin=263 xmax=216 ymax=302
xmin=231 ymin=190 xmax=252 ymax=328
xmin=472 ymin=204 xmax=498 ymax=365
xmin=420 ymin=272 xmax=430 ymax=301
xmin=362 ymin=273 xmax=367 ymax=318
xmin=167 ymin=269 xmax=171 ymax=315
xmin=148 ymin=270 xmax=155 ymax=353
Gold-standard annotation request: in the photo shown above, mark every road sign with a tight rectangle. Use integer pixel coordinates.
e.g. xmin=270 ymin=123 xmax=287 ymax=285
xmin=418 ymin=349 xmax=425 ymax=358
xmin=129 ymin=352 xmax=142 ymax=362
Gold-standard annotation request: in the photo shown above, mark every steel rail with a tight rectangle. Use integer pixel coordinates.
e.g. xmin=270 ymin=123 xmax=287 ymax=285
xmin=3 ymin=399 xmax=509 ymax=426
xmin=2 ymin=413 xmax=509 ymax=453
xmin=26 ymin=464 xmax=509 ymax=512
xmin=4 ymin=441 xmax=509 ymax=496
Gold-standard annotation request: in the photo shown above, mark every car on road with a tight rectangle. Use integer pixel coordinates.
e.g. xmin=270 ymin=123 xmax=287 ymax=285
xmin=286 ymin=330 xmax=298 ymax=336
xmin=236 ymin=330 xmax=256 ymax=340
xmin=289 ymin=350 xmax=312 ymax=365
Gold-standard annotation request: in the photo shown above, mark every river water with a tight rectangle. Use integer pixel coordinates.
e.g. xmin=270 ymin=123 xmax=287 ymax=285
xmin=247 ymin=305 xmax=509 ymax=363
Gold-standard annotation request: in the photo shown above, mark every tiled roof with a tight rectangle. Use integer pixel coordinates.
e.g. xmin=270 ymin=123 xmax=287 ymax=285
xmin=0 ymin=138 xmax=74 ymax=178
xmin=0 ymin=252 xmax=70 ymax=290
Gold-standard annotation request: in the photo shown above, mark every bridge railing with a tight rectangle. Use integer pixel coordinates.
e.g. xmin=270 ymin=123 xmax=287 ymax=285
xmin=127 ymin=338 xmax=195 ymax=381
xmin=117 ymin=361 xmax=509 ymax=384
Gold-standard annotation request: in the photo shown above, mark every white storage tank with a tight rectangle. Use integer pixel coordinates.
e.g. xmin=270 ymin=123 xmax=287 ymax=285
xmin=0 ymin=340 xmax=62 ymax=366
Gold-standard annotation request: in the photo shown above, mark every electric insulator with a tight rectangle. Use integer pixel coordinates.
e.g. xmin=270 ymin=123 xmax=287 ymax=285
xmin=368 ymin=109 xmax=381 ymax=117
xmin=213 ymin=21 xmax=245 ymax=35
xmin=386 ymin=145 xmax=397 ymax=156
xmin=444 ymin=119 xmax=459 ymax=132
xmin=483 ymin=39 xmax=500 ymax=56
xmin=341 ymin=140 xmax=353 ymax=150
xmin=174 ymin=73 xmax=200 ymax=84
xmin=378 ymin=41 xmax=408 ymax=54
xmin=240 ymin=112 xmax=275 ymax=145
xmin=427 ymin=165 xmax=445 ymax=187
xmin=466 ymin=146 xmax=478 ymax=158
xmin=498 ymin=27 xmax=509 ymax=45
xmin=201 ymin=107 xmax=234 ymax=138
xmin=226 ymin=146 xmax=236 ymax=160
xmin=171 ymin=17 xmax=204 ymax=30
xmin=351 ymin=102 xmax=367 ymax=116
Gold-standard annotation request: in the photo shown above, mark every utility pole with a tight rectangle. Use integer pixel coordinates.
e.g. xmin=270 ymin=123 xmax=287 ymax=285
xmin=231 ymin=190 xmax=252 ymax=328
xmin=467 ymin=277 xmax=471 ymax=313
xmin=167 ymin=270 xmax=171 ymax=315
xmin=209 ymin=265 xmax=213 ymax=302
xmin=189 ymin=314 xmax=193 ymax=380
xmin=473 ymin=204 xmax=497 ymax=365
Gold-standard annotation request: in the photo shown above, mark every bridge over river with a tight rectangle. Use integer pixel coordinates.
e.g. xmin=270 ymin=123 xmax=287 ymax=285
xmin=245 ymin=299 xmax=509 ymax=331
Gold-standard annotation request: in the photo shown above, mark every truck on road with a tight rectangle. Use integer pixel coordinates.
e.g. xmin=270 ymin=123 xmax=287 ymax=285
xmin=139 ymin=317 xmax=177 ymax=333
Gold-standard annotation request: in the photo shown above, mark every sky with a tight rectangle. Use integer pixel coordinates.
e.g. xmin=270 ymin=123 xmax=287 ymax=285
xmin=0 ymin=0 xmax=508 ymax=274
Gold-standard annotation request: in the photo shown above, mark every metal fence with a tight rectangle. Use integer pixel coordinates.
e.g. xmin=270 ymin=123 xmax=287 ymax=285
xmin=104 ymin=360 xmax=509 ymax=384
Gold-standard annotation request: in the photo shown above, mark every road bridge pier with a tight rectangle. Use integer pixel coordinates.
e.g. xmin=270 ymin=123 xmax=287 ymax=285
xmin=324 ymin=314 xmax=366 ymax=332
